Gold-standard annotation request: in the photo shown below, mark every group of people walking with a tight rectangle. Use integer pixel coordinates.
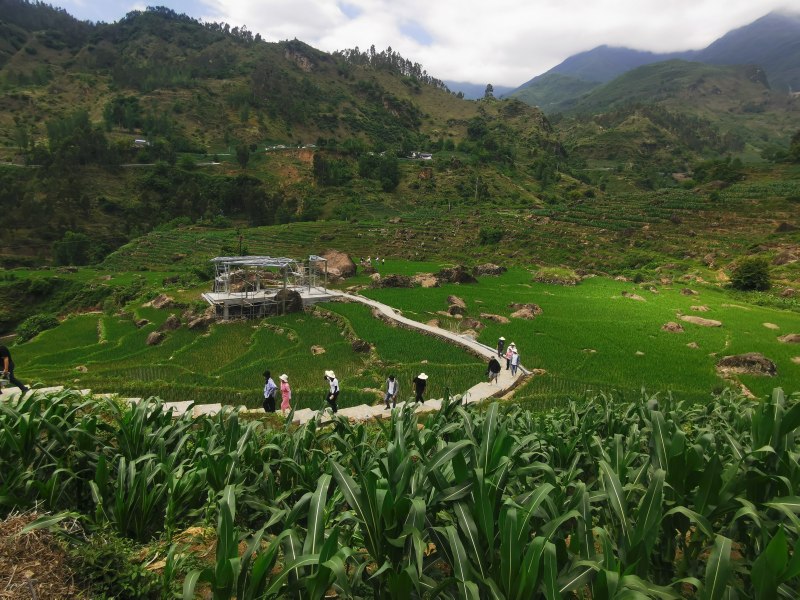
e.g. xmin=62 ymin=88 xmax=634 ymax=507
xmin=263 ymin=368 xmax=430 ymax=414
xmin=488 ymin=337 xmax=521 ymax=383
xmin=383 ymin=372 xmax=428 ymax=409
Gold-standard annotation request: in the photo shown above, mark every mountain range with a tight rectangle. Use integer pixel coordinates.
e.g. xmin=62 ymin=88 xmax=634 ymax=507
xmin=508 ymin=11 xmax=800 ymax=112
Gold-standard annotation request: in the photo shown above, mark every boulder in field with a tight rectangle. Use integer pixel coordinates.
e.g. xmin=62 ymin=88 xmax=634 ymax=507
xmin=145 ymin=294 xmax=174 ymax=309
xmin=159 ymin=314 xmax=182 ymax=332
xmin=687 ymin=342 xmax=700 ymax=349
xmin=273 ymin=288 xmax=304 ymax=313
xmin=681 ymin=288 xmax=699 ymax=296
xmin=436 ymin=266 xmax=478 ymax=284
xmin=311 ymin=345 xmax=326 ymax=355
xmin=661 ymin=322 xmax=684 ymax=333
xmin=351 ymin=339 xmax=372 ymax=353
xmin=763 ymin=323 xmax=779 ymax=330
xmin=146 ymin=331 xmax=164 ymax=346
xmin=321 ymin=250 xmax=357 ymax=278
xmin=691 ymin=305 xmax=710 ymax=312
xmin=374 ymin=274 xmax=414 ymax=288
xmin=188 ymin=315 xmax=214 ymax=330
xmin=448 ymin=304 xmax=467 ymax=316
xmin=621 ymin=291 xmax=646 ymax=301
xmin=716 ymin=353 xmax=777 ymax=377
xmin=781 ymin=288 xmax=796 ymax=298
xmin=480 ymin=313 xmax=510 ymax=324
xmin=508 ymin=303 xmax=543 ymax=320
xmin=680 ymin=315 xmax=722 ymax=327
xmin=412 ymin=273 xmax=439 ymax=288
xmin=462 ymin=318 xmax=484 ymax=330
xmin=75 ymin=365 xmax=88 ymax=373
xmin=370 ymin=273 xmax=381 ymax=283
xmin=778 ymin=333 xmax=800 ymax=344
xmin=426 ymin=318 xmax=440 ymax=327
xmin=447 ymin=295 xmax=466 ymax=309
xmin=472 ymin=263 xmax=507 ymax=276
xmin=135 ymin=318 xmax=150 ymax=329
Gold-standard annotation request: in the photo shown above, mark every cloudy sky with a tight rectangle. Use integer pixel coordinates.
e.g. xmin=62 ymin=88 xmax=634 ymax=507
xmin=54 ymin=0 xmax=792 ymax=86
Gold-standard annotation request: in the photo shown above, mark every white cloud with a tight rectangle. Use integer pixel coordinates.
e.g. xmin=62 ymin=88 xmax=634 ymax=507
xmin=57 ymin=0 xmax=794 ymax=86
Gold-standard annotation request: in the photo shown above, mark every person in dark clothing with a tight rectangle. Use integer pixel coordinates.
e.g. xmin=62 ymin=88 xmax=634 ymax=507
xmin=262 ymin=370 xmax=277 ymax=412
xmin=324 ymin=370 xmax=339 ymax=413
xmin=0 ymin=345 xmax=28 ymax=395
xmin=497 ymin=336 xmax=505 ymax=357
xmin=412 ymin=372 xmax=428 ymax=403
xmin=487 ymin=357 xmax=501 ymax=384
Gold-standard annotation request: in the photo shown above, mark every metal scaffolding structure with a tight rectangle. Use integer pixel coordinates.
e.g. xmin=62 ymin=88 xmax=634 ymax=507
xmin=203 ymin=255 xmax=330 ymax=320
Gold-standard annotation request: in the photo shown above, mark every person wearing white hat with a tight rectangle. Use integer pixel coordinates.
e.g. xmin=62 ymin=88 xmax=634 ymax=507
xmin=497 ymin=336 xmax=506 ymax=357
xmin=504 ymin=343 xmax=515 ymax=370
xmin=412 ymin=372 xmax=428 ymax=403
xmin=510 ymin=347 xmax=520 ymax=376
xmin=324 ymin=370 xmax=339 ymax=413
xmin=279 ymin=374 xmax=292 ymax=414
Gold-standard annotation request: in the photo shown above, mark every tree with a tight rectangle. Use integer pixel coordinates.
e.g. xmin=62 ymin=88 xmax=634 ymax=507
xmin=484 ymin=83 xmax=494 ymax=99
xmin=53 ymin=231 xmax=91 ymax=266
xmin=789 ymin=130 xmax=800 ymax=163
xmin=731 ymin=257 xmax=771 ymax=291
xmin=235 ymin=144 xmax=251 ymax=170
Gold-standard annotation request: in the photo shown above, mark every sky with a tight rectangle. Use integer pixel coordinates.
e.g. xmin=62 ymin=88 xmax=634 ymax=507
xmin=53 ymin=0 xmax=793 ymax=87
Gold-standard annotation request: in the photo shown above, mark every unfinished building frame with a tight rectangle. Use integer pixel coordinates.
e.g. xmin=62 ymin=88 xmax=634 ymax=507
xmin=202 ymin=255 xmax=331 ymax=320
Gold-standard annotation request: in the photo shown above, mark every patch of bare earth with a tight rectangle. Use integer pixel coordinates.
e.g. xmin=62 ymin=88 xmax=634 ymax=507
xmin=0 ymin=511 xmax=84 ymax=599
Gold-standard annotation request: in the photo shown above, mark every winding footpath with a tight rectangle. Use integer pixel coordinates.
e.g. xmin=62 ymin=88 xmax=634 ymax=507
xmin=3 ymin=292 xmax=528 ymax=423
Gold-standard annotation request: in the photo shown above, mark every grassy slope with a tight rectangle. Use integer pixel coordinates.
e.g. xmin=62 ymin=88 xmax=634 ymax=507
xmin=11 ymin=265 xmax=799 ymax=407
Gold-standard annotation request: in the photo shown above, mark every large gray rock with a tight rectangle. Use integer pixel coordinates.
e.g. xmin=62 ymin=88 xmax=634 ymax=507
xmin=159 ymin=314 xmax=181 ymax=332
xmin=473 ymin=263 xmax=507 ymax=276
xmin=146 ymin=331 xmax=164 ymax=346
xmin=778 ymin=333 xmax=800 ymax=344
xmin=436 ymin=266 xmax=478 ymax=284
xmin=716 ymin=353 xmax=777 ymax=377
xmin=321 ymin=250 xmax=357 ymax=278
xmin=274 ymin=288 xmax=304 ymax=313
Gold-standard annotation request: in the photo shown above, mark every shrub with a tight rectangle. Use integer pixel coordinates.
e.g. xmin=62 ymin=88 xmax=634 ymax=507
xmin=478 ymin=227 xmax=503 ymax=245
xmin=68 ymin=528 xmax=160 ymax=600
xmin=730 ymin=257 xmax=771 ymax=291
xmin=15 ymin=313 xmax=59 ymax=343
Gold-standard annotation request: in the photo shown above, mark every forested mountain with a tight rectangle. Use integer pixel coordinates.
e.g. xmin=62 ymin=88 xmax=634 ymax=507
xmin=509 ymin=10 xmax=800 ymax=113
xmin=0 ymin=1 xmax=563 ymax=265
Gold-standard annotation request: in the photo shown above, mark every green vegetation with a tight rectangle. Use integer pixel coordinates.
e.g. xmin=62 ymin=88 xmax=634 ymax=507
xmin=12 ymin=301 xmax=482 ymax=409
xmin=731 ymin=257 xmax=772 ymax=291
xmin=3 ymin=387 xmax=798 ymax=597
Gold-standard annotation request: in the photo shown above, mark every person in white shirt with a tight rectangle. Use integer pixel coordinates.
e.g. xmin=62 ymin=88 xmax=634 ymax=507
xmin=510 ymin=348 xmax=521 ymax=376
xmin=384 ymin=374 xmax=398 ymax=409
xmin=324 ymin=369 xmax=339 ymax=413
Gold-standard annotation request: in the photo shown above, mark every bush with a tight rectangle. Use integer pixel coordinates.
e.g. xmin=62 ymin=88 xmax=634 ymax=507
xmin=68 ymin=528 xmax=160 ymax=600
xmin=15 ymin=313 xmax=59 ymax=343
xmin=478 ymin=227 xmax=503 ymax=245
xmin=730 ymin=257 xmax=771 ymax=291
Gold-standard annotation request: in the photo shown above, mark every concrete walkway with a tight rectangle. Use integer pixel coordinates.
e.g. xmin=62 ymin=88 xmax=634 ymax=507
xmin=2 ymin=292 xmax=529 ymax=424
xmin=288 ymin=291 xmax=527 ymax=424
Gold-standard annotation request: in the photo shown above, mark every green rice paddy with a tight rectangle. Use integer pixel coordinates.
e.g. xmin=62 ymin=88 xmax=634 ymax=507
xmin=11 ymin=266 xmax=800 ymax=409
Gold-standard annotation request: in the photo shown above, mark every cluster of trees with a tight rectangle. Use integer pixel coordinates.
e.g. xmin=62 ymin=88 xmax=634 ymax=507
xmin=335 ymin=45 xmax=449 ymax=91
xmin=357 ymin=153 xmax=400 ymax=191
xmin=594 ymin=105 xmax=743 ymax=154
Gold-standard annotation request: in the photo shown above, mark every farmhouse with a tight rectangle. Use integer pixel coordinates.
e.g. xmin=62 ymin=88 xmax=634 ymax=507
xmin=202 ymin=255 xmax=334 ymax=319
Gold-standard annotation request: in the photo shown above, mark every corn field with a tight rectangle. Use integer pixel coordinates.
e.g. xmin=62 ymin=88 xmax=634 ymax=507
xmin=1 ymin=387 xmax=799 ymax=598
